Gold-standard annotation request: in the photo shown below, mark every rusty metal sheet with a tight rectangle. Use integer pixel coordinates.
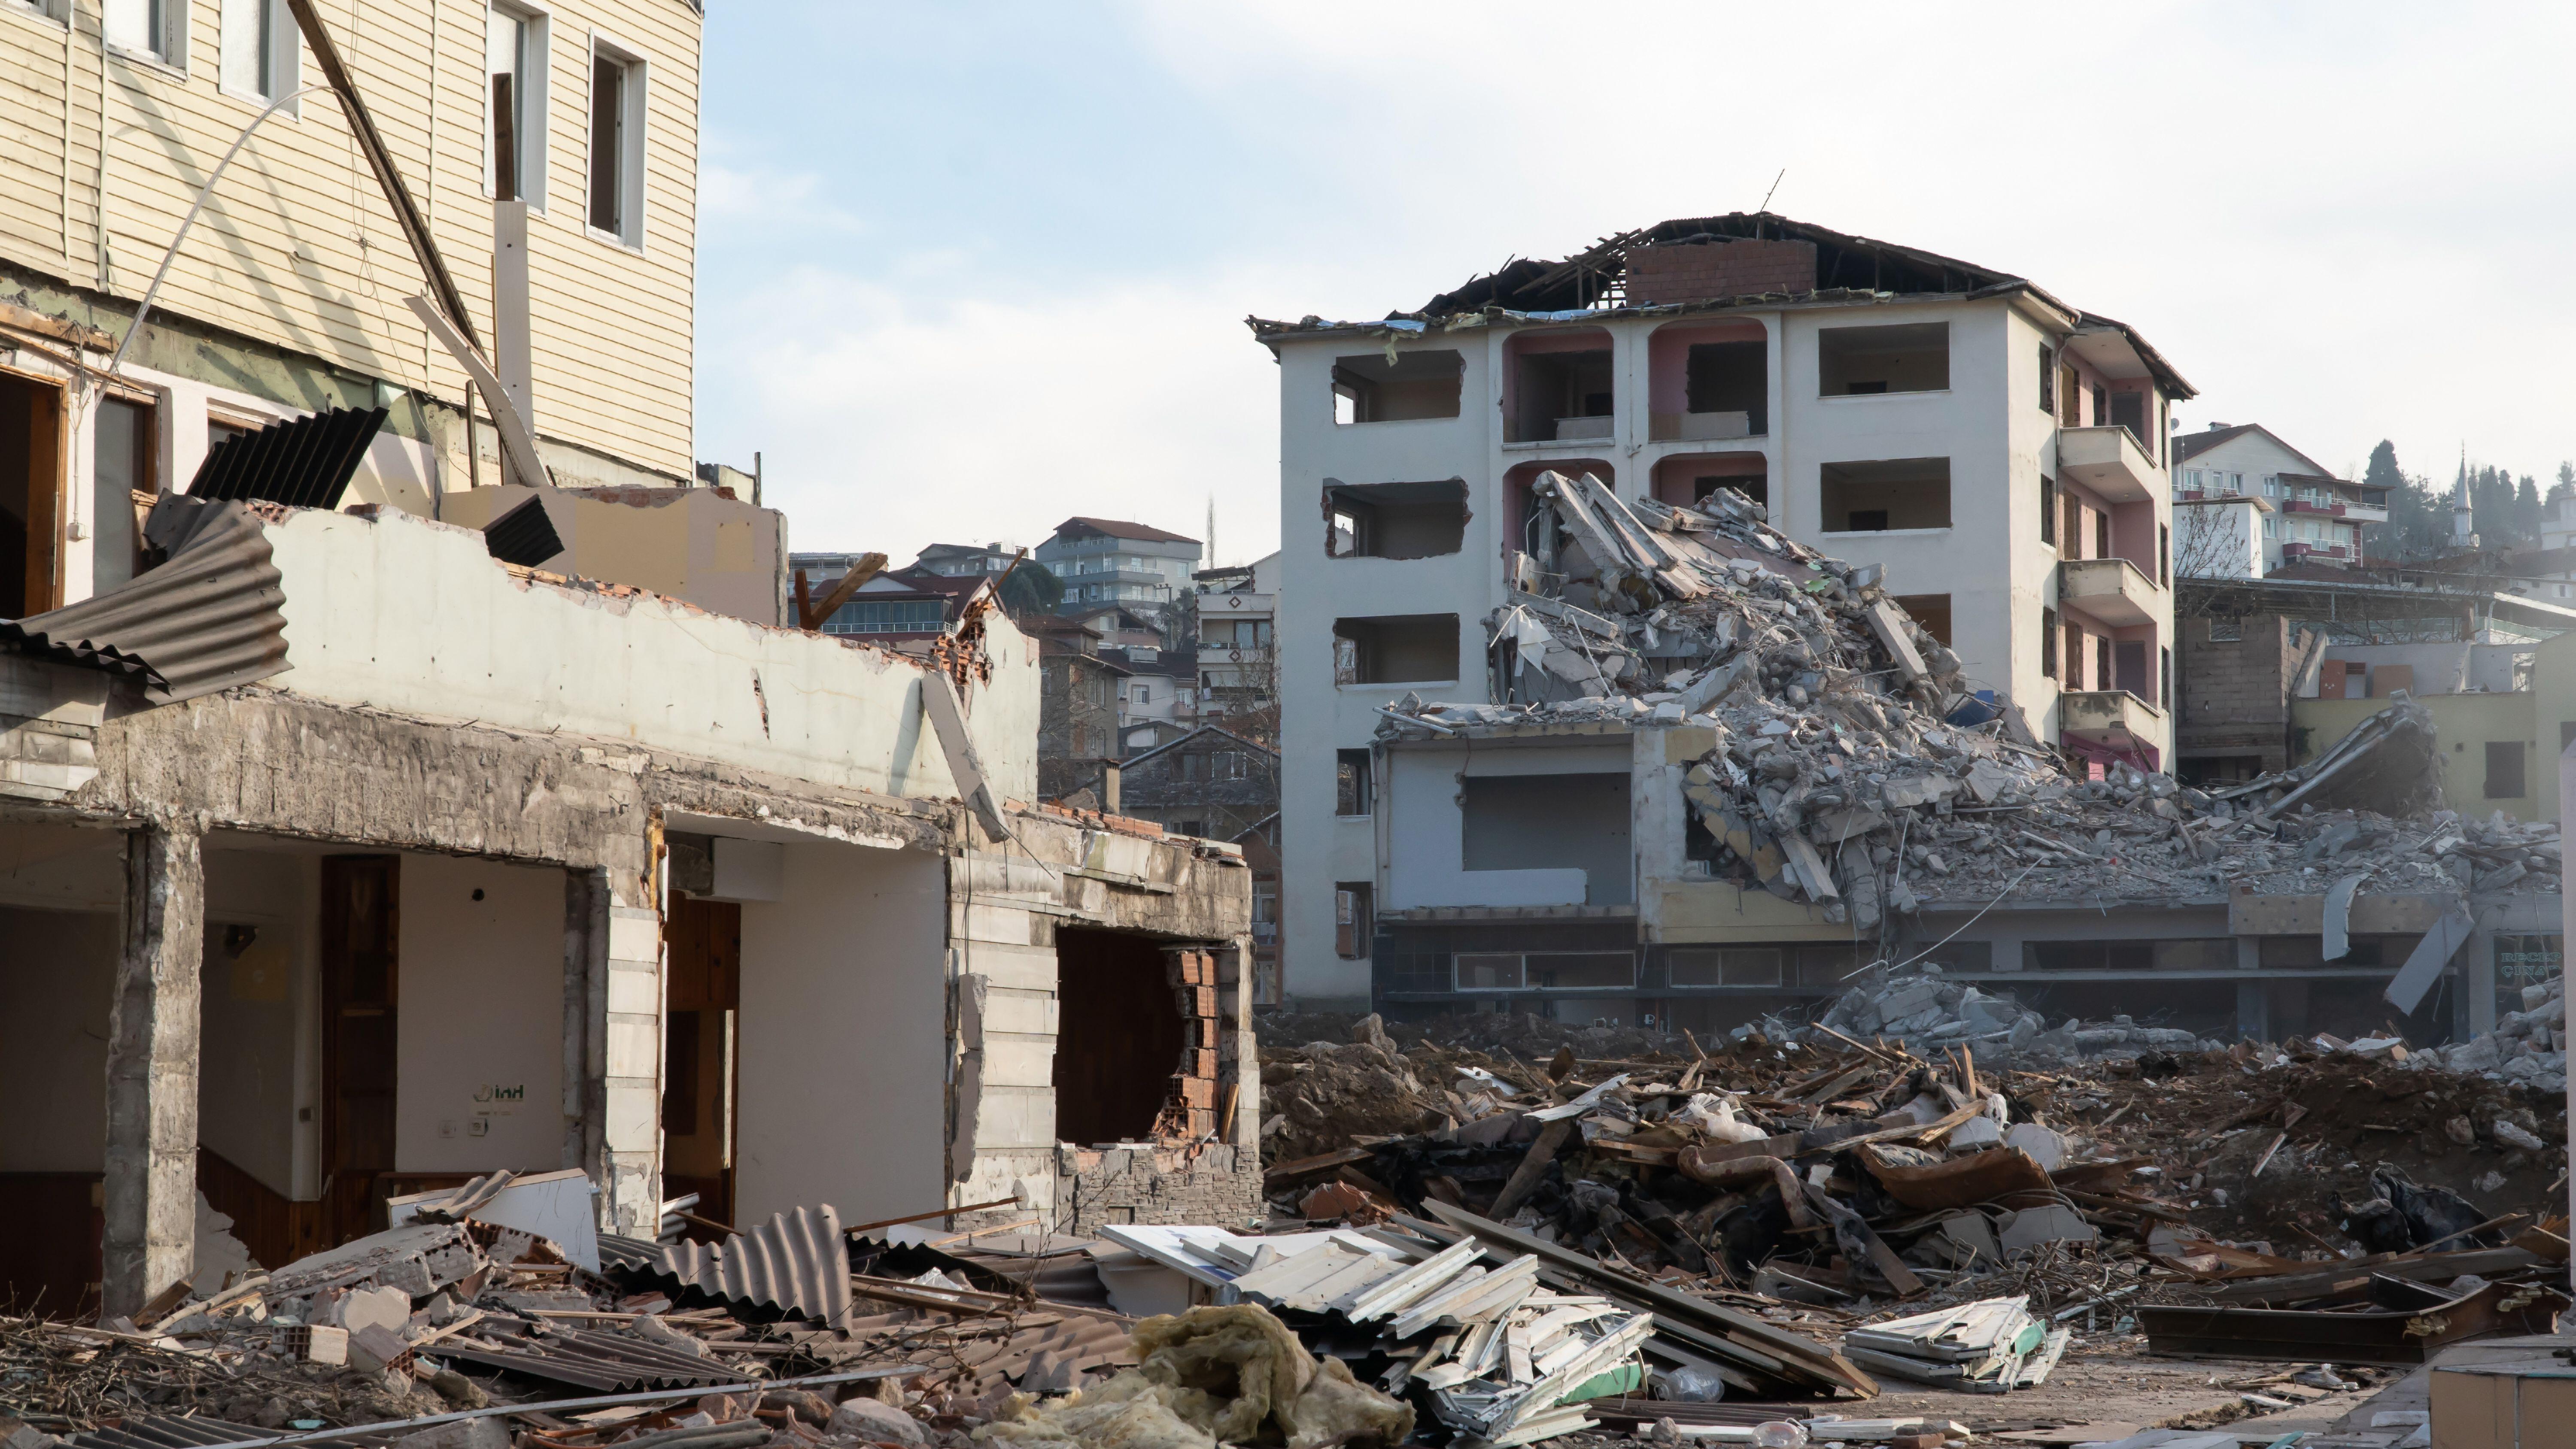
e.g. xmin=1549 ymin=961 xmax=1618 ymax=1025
xmin=0 ymin=499 xmax=287 ymax=703
xmin=1856 ymin=1145 xmax=2055 ymax=1212
xmin=646 ymin=1205 xmax=852 ymax=1324
xmin=2138 ymin=1276 xmax=2567 ymax=1364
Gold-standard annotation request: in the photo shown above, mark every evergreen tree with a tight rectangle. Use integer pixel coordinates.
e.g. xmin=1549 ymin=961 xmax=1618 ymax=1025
xmin=2553 ymin=462 xmax=2575 ymax=505
xmin=2472 ymin=464 xmax=2513 ymax=545
xmin=2515 ymin=474 xmax=2543 ymax=544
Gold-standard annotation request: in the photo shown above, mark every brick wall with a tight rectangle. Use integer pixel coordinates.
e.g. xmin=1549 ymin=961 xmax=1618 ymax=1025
xmin=1625 ymin=240 xmax=1817 ymax=306
xmin=2178 ymin=612 xmax=2296 ymax=773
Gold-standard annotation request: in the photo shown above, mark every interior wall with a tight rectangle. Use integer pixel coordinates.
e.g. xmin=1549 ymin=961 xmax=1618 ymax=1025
xmin=202 ymin=848 xmax=313 ymax=1196
xmin=735 ymin=840 xmax=946 ymax=1227
xmin=1460 ymin=773 xmax=1633 ymax=906
xmin=395 ymin=853 xmax=566 ymax=1173
xmin=0 ymin=906 xmax=115 ymax=1170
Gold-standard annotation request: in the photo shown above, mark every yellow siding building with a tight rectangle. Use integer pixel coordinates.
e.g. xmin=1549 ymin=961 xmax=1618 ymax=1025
xmin=0 ymin=0 xmax=699 ymax=612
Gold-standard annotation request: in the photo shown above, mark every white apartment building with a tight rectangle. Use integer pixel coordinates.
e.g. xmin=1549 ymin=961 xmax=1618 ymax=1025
xmin=2172 ymin=424 xmax=2389 ymax=578
xmin=1196 ymin=551 xmax=1279 ymax=724
xmin=1255 ymin=214 xmax=2193 ymax=1007
xmin=1037 ymin=517 xmax=1202 ymax=610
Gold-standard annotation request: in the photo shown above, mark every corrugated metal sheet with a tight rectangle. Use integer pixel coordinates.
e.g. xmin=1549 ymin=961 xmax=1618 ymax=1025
xmin=646 ymin=1206 xmax=851 ymax=1324
xmin=483 ymin=495 xmax=564 ymax=567
xmin=432 ymin=1326 xmax=736 ymax=1391
xmin=190 ymin=406 xmax=386 ymax=509
xmin=0 ymin=500 xmax=287 ymax=702
xmin=67 ymin=1416 xmax=397 ymax=1449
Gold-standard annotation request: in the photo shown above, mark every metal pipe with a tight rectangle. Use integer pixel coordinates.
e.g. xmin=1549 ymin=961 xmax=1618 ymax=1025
xmin=104 ymin=84 xmax=328 ymax=381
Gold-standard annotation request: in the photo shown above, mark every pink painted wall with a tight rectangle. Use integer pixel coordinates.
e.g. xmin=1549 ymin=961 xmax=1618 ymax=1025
xmin=1652 ymin=452 xmax=1766 ymax=507
xmin=1504 ymin=458 xmax=1611 ymax=554
xmin=1645 ymin=319 xmax=1765 ymax=416
xmin=1501 ymin=327 xmax=1615 ymax=433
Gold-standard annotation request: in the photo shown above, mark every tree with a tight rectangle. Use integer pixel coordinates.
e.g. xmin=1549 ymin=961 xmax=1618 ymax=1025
xmin=2360 ymin=440 xmax=2451 ymax=561
xmin=2553 ymin=461 xmax=2575 ymax=506
xmin=2515 ymin=473 xmax=2543 ymax=544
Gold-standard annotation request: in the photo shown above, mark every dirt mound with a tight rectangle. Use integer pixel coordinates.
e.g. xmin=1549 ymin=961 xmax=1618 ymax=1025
xmin=2026 ymin=1052 xmax=2567 ymax=1251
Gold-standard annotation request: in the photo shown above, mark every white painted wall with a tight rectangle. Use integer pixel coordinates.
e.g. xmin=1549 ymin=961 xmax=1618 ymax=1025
xmin=735 ymin=840 xmax=948 ymax=1227
xmin=395 ymin=853 xmax=567 ymax=1173
xmin=0 ymin=906 xmax=116 ymax=1170
xmin=264 ymin=508 xmax=1038 ymax=812
xmin=1383 ymin=744 xmax=1637 ymax=909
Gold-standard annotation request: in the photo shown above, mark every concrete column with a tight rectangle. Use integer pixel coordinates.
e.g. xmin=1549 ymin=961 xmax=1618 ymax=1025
xmin=2234 ymin=935 xmax=2266 ymax=1042
xmin=103 ymin=823 xmax=203 ymax=1318
xmin=564 ymin=868 xmax=608 ymax=1188
xmin=1224 ymin=935 xmax=1261 ymax=1149
xmin=601 ymin=894 xmax=663 ymax=1235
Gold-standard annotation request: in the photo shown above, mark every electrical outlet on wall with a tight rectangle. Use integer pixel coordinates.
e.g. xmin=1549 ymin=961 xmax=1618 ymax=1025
xmin=437 ymin=1121 xmax=458 ymax=1139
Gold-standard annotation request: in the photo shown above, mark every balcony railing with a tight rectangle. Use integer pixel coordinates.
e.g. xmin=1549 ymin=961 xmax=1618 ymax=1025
xmin=2060 ymin=688 xmax=2164 ymax=746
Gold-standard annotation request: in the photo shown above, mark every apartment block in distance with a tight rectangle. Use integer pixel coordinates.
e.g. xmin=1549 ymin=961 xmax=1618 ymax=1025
xmin=2173 ymin=423 xmax=2391 ymax=577
xmin=0 ymin=0 xmax=708 ymax=621
xmin=1253 ymin=213 xmax=2193 ymax=1008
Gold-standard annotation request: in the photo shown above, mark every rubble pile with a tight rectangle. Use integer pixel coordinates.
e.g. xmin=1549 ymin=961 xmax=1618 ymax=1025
xmin=1260 ymin=1011 xmax=2571 ymax=1424
xmin=1378 ymin=472 xmax=2559 ymax=925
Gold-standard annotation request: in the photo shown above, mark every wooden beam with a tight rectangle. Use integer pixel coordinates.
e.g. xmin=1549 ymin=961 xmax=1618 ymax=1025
xmin=799 ymin=553 xmax=887 ymax=631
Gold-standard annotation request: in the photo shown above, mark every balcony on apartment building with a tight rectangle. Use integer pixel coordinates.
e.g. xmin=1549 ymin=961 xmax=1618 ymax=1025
xmin=2281 ymin=541 xmax=2353 ymax=562
xmin=2057 ymin=425 xmax=2160 ymax=502
xmin=2057 ymin=556 xmax=2164 ymax=627
xmin=2060 ymin=688 xmax=2166 ymax=748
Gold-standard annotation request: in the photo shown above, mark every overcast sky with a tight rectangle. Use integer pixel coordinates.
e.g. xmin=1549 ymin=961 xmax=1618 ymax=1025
xmin=693 ymin=2 xmax=2576 ymax=567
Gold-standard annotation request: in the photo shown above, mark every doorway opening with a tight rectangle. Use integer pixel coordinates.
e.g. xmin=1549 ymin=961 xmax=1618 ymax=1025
xmin=664 ymin=894 xmax=740 ymax=1234
xmin=319 ymin=855 xmax=398 ymax=1246
xmin=1052 ymin=928 xmax=1185 ymax=1146
xmin=0 ymin=371 xmax=65 ymax=615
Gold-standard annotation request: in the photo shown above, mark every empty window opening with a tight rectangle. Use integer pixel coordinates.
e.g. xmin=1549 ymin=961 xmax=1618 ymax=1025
xmin=2486 ymin=742 xmax=2527 ymax=800
xmin=2093 ymin=509 xmax=2111 ymax=559
xmin=586 ymin=39 xmax=645 ymax=245
xmin=1334 ymin=883 xmax=1373 ymax=959
xmin=1893 ymin=594 xmax=1950 ymax=646
xmin=2038 ymin=345 xmax=2055 ymax=412
xmin=1460 ymin=771 xmax=1633 ymax=906
xmin=1455 ymin=953 xmax=1524 ymax=990
xmin=2041 ymin=606 xmax=2059 ymax=678
xmin=2027 ymin=940 xmax=2235 ymax=971
xmin=2039 ymin=475 xmax=2056 ymax=544
xmin=1332 ymin=614 xmax=1458 ymax=684
xmin=2062 ymin=495 xmax=2084 ymax=557
xmin=1652 ymin=455 xmax=1765 ymax=512
xmin=486 ymin=6 xmax=548 ymax=202
xmin=1818 ymin=322 xmax=1948 ymax=396
xmin=1507 ymin=333 xmax=1615 ymax=443
xmin=1334 ymin=749 xmax=1373 ymax=816
xmin=2094 ymin=637 xmax=2113 ymax=690
xmin=1054 ymin=929 xmax=1191 ymax=1146
xmin=1455 ymin=952 xmax=1631 ymax=991
xmin=0 ymin=372 xmax=65 ymax=616
xmin=1331 ymin=351 xmax=1461 ymax=424
xmin=1820 ymin=457 xmax=1951 ymax=533
xmin=1323 ymin=479 xmax=1468 ymax=559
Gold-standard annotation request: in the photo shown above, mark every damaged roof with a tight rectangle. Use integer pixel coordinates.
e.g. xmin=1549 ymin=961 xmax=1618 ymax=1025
xmin=1247 ymin=210 xmax=2194 ymax=399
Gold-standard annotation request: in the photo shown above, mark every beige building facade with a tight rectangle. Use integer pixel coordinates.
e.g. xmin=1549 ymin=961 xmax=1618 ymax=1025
xmin=0 ymin=0 xmax=699 ymax=616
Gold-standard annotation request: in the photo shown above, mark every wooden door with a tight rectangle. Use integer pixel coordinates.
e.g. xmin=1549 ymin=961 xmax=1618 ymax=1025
xmin=662 ymin=896 xmax=739 ymax=1230
xmin=0 ymin=371 xmax=64 ymax=616
xmin=319 ymin=856 xmax=399 ymax=1245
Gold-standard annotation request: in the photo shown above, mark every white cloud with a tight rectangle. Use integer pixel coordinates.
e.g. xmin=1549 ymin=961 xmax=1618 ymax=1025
xmin=699 ymin=265 xmax=1298 ymax=567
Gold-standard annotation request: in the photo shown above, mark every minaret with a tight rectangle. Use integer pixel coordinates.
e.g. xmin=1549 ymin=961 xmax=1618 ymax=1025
xmin=2453 ymin=449 xmax=2476 ymax=548
xmin=1206 ymin=494 xmax=1218 ymax=569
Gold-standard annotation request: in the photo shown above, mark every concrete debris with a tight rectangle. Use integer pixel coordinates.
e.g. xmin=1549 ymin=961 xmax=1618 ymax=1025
xmin=1255 ymin=1006 xmax=2569 ymax=1431
xmin=1374 ymin=474 xmax=2558 ymax=920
